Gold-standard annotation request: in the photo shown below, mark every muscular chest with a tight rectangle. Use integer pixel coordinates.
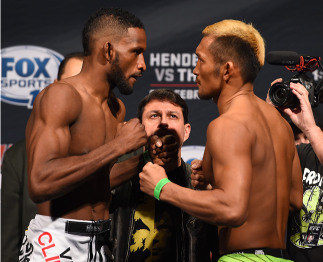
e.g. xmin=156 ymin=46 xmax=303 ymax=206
xmin=68 ymin=102 xmax=121 ymax=155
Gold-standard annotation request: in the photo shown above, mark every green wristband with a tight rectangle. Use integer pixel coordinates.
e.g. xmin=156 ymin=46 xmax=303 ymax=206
xmin=154 ymin=178 xmax=171 ymax=200
xmin=143 ymin=150 xmax=152 ymax=163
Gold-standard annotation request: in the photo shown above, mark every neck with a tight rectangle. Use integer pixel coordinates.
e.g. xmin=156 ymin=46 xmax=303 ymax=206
xmin=216 ymin=82 xmax=254 ymax=115
xmin=78 ymin=56 xmax=114 ymax=104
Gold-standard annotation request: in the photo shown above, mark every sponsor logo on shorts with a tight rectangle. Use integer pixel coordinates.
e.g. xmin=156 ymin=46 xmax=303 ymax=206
xmin=1 ymin=45 xmax=63 ymax=108
xmin=36 ymin=232 xmax=73 ymax=261
xmin=255 ymin=250 xmax=265 ymax=255
xmin=86 ymin=224 xmax=104 ymax=233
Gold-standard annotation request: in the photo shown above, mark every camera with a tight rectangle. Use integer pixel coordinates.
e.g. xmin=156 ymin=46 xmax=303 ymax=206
xmin=269 ymin=73 xmax=318 ymax=108
xmin=266 ymin=51 xmax=323 ymax=108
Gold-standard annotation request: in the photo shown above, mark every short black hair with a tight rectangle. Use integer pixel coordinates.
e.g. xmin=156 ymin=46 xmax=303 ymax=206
xmin=137 ymin=89 xmax=189 ymax=124
xmin=82 ymin=7 xmax=144 ymax=56
xmin=57 ymin=52 xmax=84 ymax=80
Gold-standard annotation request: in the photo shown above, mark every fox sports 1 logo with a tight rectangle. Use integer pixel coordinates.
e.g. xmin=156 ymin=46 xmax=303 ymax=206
xmin=1 ymin=45 xmax=64 ymax=108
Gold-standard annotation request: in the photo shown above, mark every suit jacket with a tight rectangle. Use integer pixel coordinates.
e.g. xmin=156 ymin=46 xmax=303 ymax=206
xmin=1 ymin=138 xmax=37 ymax=262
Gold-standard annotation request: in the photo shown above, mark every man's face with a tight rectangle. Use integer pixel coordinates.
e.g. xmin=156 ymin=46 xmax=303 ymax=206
xmin=60 ymin=58 xmax=83 ymax=79
xmin=294 ymin=132 xmax=309 ymax=145
xmin=141 ymin=100 xmax=191 ymax=154
xmin=112 ymin=27 xmax=147 ymax=95
xmin=307 ymin=235 xmax=314 ymax=242
xmin=193 ymin=36 xmax=221 ymax=100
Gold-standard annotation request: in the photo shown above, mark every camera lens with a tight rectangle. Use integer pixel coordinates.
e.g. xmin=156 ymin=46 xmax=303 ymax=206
xmin=269 ymin=81 xmax=299 ymax=108
xmin=274 ymin=87 xmax=287 ymax=103
xmin=269 ymin=83 xmax=289 ymax=106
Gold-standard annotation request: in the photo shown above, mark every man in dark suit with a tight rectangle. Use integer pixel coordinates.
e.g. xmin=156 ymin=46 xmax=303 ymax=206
xmin=1 ymin=52 xmax=84 ymax=262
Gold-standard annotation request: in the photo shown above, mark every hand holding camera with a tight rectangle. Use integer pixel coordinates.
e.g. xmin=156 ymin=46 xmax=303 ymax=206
xmin=266 ymin=51 xmax=323 ymax=108
xmin=281 ymin=82 xmax=317 ymax=134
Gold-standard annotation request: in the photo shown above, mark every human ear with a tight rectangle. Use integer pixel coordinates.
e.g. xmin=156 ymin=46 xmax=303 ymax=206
xmin=103 ymin=41 xmax=114 ymax=63
xmin=183 ymin=123 xmax=191 ymax=142
xmin=223 ymin=62 xmax=234 ymax=82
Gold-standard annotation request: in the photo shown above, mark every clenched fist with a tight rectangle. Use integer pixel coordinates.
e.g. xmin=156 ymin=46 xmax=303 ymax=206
xmin=149 ymin=134 xmax=179 ymax=171
xmin=191 ymin=160 xmax=212 ymax=190
xmin=139 ymin=162 xmax=169 ymax=197
xmin=115 ymin=118 xmax=147 ymax=155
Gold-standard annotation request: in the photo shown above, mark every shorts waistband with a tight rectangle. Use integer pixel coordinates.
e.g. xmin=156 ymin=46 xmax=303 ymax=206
xmin=65 ymin=219 xmax=111 ymax=236
xmin=226 ymin=248 xmax=290 ymax=259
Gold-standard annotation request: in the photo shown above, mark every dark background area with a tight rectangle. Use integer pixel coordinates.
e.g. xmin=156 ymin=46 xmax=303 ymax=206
xmin=2 ymin=0 xmax=323 ymax=148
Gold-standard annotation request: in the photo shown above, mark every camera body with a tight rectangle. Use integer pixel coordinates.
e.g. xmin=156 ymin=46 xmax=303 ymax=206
xmin=269 ymin=72 xmax=319 ymax=108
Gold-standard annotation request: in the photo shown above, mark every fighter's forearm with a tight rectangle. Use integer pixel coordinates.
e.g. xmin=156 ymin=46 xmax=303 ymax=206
xmin=159 ymin=182 xmax=248 ymax=227
xmin=110 ymin=154 xmax=145 ymax=190
xmin=28 ymin=137 xmax=128 ymax=203
xmin=305 ymin=125 xmax=323 ymax=165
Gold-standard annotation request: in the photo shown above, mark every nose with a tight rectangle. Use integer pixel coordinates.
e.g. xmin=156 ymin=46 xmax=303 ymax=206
xmin=158 ymin=115 xmax=169 ymax=128
xmin=193 ymin=61 xmax=199 ymax=76
xmin=138 ymin=54 xmax=147 ymax=72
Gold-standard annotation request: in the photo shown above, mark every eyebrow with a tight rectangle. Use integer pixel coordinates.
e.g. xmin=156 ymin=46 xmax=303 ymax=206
xmin=132 ymin=46 xmax=145 ymax=52
xmin=147 ymin=109 xmax=180 ymax=115
xmin=195 ymin=51 xmax=205 ymax=60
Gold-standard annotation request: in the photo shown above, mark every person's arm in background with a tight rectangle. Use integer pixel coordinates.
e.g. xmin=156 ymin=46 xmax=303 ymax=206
xmin=1 ymin=139 xmax=37 ymax=262
xmin=282 ymin=82 xmax=323 ymax=165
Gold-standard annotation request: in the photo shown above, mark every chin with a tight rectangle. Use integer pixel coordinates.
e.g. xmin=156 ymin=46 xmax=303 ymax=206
xmin=118 ymin=86 xmax=133 ymax=95
xmin=198 ymin=91 xmax=212 ymax=100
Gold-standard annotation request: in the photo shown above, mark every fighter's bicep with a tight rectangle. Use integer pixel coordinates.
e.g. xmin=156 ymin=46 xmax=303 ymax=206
xmin=34 ymin=124 xmax=71 ymax=159
xmin=29 ymin=84 xmax=81 ymax=164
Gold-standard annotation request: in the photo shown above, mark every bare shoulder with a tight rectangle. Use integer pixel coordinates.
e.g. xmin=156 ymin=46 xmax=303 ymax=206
xmin=34 ymin=81 xmax=83 ymax=125
xmin=208 ymin=114 xmax=253 ymax=141
xmin=43 ymin=80 xmax=81 ymax=99
xmin=258 ymin=96 xmax=286 ymax=122
xmin=259 ymin=98 xmax=294 ymax=136
xmin=206 ymin=114 xmax=254 ymax=157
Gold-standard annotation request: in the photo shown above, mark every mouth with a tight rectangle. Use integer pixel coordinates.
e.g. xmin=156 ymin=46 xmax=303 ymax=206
xmin=131 ymin=73 xmax=143 ymax=81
